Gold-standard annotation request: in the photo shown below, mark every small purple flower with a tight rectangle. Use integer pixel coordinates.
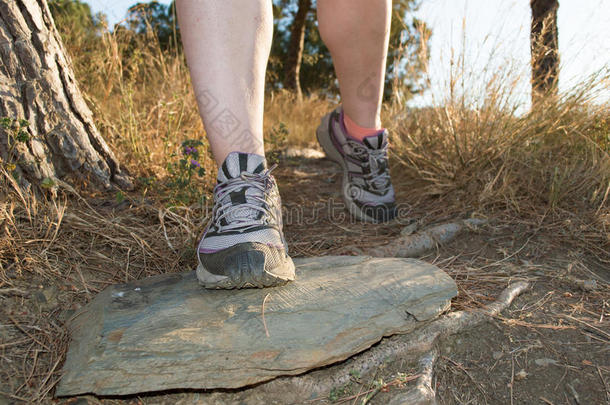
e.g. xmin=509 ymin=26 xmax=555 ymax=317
xmin=184 ymin=146 xmax=196 ymax=155
xmin=190 ymin=159 xmax=201 ymax=168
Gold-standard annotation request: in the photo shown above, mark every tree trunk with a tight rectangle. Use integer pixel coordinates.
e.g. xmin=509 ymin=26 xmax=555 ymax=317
xmin=283 ymin=0 xmax=311 ymax=100
xmin=0 ymin=0 xmax=132 ymax=191
xmin=530 ymin=0 xmax=559 ymax=104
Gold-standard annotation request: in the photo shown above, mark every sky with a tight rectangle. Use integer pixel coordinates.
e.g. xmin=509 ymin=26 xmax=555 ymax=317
xmin=85 ymin=0 xmax=610 ymax=110
xmin=410 ymin=0 xmax=610 ymax=110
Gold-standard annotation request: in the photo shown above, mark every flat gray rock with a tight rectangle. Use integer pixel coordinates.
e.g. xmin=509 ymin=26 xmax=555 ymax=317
xmin=57 ymin=256 xmax=457 ymax=396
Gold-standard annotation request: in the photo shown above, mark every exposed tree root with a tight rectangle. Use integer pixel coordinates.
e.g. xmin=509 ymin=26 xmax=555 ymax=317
xmin=258 ymin=281 xmax=529 ymax=404
xmin=363 ymin=218 xmax=488 ymax=258
xmin=388 ymin=349 xmax=438 ymax=405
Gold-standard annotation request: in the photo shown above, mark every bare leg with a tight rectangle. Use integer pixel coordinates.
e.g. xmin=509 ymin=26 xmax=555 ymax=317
xmin=315 ymin=1 xmax=396 ymax=223
xmin=317 ymin=0 xmax=391 ymax=129
xmin=176 ymin=0 xmax=272 ymax=165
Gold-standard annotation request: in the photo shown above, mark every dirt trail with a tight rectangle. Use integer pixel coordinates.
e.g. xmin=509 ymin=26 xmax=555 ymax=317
xmin=1 ymin=154 xmax=608 ymax=404
xmin=274 ymin=155 xmax=610 ymax=404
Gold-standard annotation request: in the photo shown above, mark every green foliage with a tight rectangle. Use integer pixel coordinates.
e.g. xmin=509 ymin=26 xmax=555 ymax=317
xmin=50 ymin=0 xmax=181 ymax=90
xmin=41 ymin=178 xmax=57 ymax=189
xmin=49 ymin=0 xmax=103 ymax=32
xmin=126 ymin=1 xmax=180 ymax=51
xmin=50 ymin=0 xmax=180 ymax=52
xmin=299 ymin=9 xmax=336 ymax=95
xmin=328 ymin=384 xmax=351 ymax=402
xmin=166 ymin=139 xmax=207 ymax=204
xmin=1 ymin=117 xmax=31 ymax=172
xmin=386 ymin=1 xmax=431 ymax=101
xmin=269 ymin=0 xmax=430 ymax=100
xmin=48 ymin=0 xmax=104 ymax=47
xmin=265 ymin=122 xmax=290 ymax=164
xmin=269 ymin=0 xmax=335 ymax=94
xmin=50 ymin=0 xmax=428 ymax=99
xmin=49 ymin=0 xmax=107 ymax=86
xmin=589 ymin=114 xmax=610 ymax=153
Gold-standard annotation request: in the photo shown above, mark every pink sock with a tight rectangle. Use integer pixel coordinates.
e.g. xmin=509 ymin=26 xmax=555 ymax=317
xmin=342 ymin=113 xmax=384 ymax=141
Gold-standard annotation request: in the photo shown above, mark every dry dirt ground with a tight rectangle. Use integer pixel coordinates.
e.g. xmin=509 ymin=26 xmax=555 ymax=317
xmin=1 ymin=154 xmax=608 ymax=404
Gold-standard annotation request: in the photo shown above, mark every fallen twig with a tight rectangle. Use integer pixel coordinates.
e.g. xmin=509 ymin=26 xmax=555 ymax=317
xmin=597 ymin=366 xmax=610 ymax=404
xmin=562 ymin=314 xmax=610 ymax=341
xmin=510 ymin=354 xmax=515 ymax=405
xmin=262 ymin=293 xmax=271 ymax=338
xmin=0 ymin=288 xmax=29 ymax=297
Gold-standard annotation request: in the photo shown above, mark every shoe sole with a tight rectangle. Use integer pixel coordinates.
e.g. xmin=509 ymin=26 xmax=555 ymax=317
xmin=316 ymin=112 xmax=385 ymax=224
xmin=196 ymin=258 xmax=295 ymax=289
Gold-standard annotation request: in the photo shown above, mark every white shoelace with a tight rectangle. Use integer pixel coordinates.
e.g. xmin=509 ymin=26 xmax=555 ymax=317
xmin=212 ymin=166 xmax=278 ymax=233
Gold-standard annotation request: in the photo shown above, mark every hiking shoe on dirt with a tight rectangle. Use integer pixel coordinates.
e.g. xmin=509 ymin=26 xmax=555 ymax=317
xmin=196 ymin=152 xmax=295 ymax=289
xmin=316 ymin=107 xmax=397 ymax=223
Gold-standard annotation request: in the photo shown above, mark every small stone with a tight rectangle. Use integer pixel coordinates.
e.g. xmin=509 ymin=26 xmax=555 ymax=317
xmin=492 ymin=351 xmax=503 ymax=360
xmin=515 ymin=369 xmax=528 ymax=380
xmin=566 ymin=276 xmax=598 ymax=291
xmin=42 ymin=285 xmax=58 ymax=302
xmin=577 ymin=279 xmax=597 ymax=291
xmin=33 ymin=285 xmax=59 ymax=312
xmin=567 ymin=382 xmax=580 ymax=403
xmin=535 ymin=358 xmax=557 ymax=367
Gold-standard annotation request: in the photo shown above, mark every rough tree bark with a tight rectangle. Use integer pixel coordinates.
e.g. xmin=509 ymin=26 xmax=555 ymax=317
xmin=530 ymin=0 xmax=559 ymax=104
xmin=283 ymin=0 xmax=312 ymax=100
xmin=0 ymin=0 xmax=132 ymax=191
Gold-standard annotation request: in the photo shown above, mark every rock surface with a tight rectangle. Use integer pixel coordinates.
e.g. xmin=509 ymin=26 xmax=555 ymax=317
xmin=57 ymin=256 xmax=457 ymax=396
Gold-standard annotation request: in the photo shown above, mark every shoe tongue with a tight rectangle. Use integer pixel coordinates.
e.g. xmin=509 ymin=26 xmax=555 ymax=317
xmin=216 ymin=152 xmax=268 ymax=227
xmin=218 ymin=152 xmax=267 ymax=182
xmin=361 ymin=130 xmax=388 ymax=150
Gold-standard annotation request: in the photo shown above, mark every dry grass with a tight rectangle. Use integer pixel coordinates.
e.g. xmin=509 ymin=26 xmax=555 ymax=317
xmin=67 ymin=24 xmax=214 ymax=188
xmin=264 ymin=90 xmax=334 ymax=148
xmin=0 ymin=168 xmax=207 ymax=400
xmin=387 ymin=84 xmax=609 ymax=264
xmin=0 ymin=15 xmax=608 ymax=403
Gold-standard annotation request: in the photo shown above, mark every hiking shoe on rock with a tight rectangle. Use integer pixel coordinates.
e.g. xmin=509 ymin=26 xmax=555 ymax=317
xmin=196 ymin=152 xmax=295 ymax=289
xmin=316 ymin=107 xmax=397 ymax=223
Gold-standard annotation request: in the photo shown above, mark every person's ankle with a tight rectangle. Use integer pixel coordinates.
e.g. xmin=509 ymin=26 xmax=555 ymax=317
xmin=214 ymin=149 xmax=266 ymax=167
xmin=342 ymin=112 xmax=384 ymax=141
